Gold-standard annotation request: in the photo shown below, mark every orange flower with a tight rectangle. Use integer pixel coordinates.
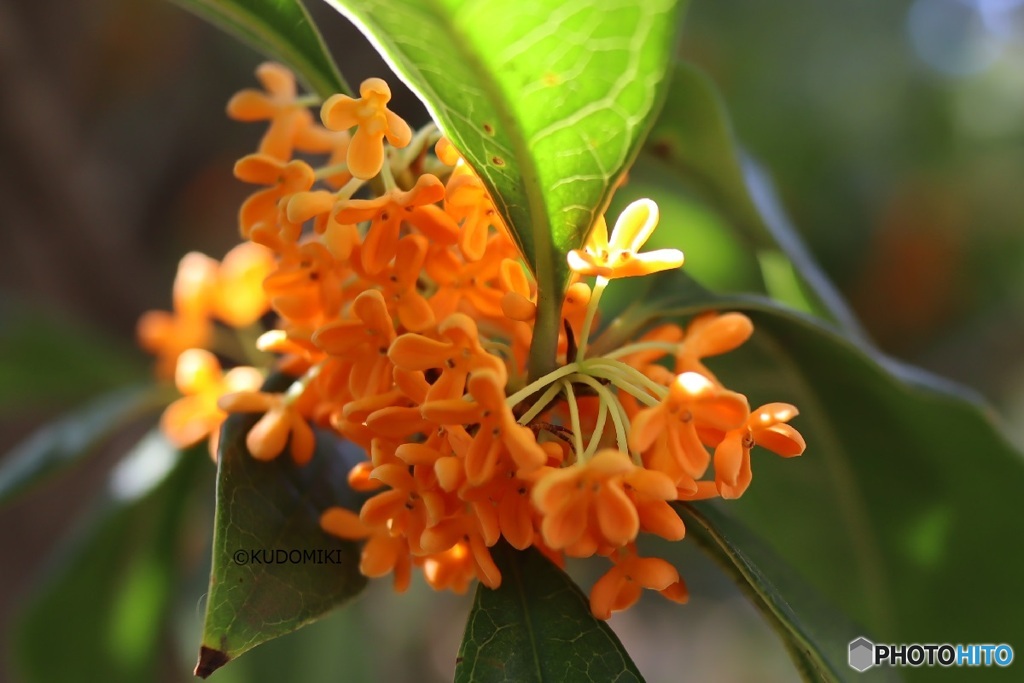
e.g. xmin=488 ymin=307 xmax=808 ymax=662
xmin=359 ymin=463 xmax=438 ymax=551
xmin=217 ymin=390 xmax=315 ymax=465
xmin=389 ymin=313 xmax=504 ymax=402
xmin=421 ymin=543 xmax=479 ymax=593
xmin=499 ymin=258 xmax=537 ymax=322
xmin=590 ymin=547 xmax=688 ymax=620
xmin=434 ymin=136 xmax=461 ymax=166
xmin=334 ymin=173 xmax=456 ymax=275
xmin=629 ymin=372 xmax=749 ymax=483
xmin=713 ymin=402 xmax=805 ymax=498
xmin=425 ymin=242 xmax=507 ymax=320
xmin=313 ymin=290 xmax=396 ymax=399
xmin=137 ymin=252 xmax=218 ymax=378
xmin=321 ymin=77 xmax=413 ymax=179
xmin=421 ymin=370 xmax=546 ymax=485
xmin=365 ymin=235 xmax=436 ymax=332
xmin=321 ymin=507 xmax=413 ymax=592
xmin=445 ymin=171 xmax=506 ymax=262
xmin=234 ymin=154 xmax=315 ymax=238
xmin=160 ymin=349 xmax=263 ymax=454
xmin=262 ymin=241 xmax=346 ymax=326
xmin=227 ymin=62 xmax=318 ymax=161
xmin=213 ymin=242 xmax=275 ymax=327
xmin=421 ymin=519 xmax=503 ymax=590
xmin=567 ymin=199 xmax=683 ymax=279
xmin=675 ymin=312 xmax=754 ymax=384
xmin=531 ymin=450 xmax=678 ymax=553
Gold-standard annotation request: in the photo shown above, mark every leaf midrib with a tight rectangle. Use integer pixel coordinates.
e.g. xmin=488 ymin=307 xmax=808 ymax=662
xmin=508 ymin=546 xmax=547 ymax=681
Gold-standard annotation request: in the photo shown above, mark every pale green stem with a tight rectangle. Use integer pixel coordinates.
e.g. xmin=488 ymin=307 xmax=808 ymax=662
xmin=396 ymin=123 xmax=440 ymax=168
xmin=575 ymin=276 xmax=609 ymax=361
xmin=516 ymin=382 xmax=563 ymax=425
xmin=379 ymin=150 xmax=398 ymax=192
xmin=585 ymin=398 xmax=608 ymax=457
xmin=561 ymin=379 xmax=585 ymax=461
xmin=585 ymin=357 xmax=669 ymax=399
xmin=565 ymin=373 xmax=610 ymax=457
xmin=609 ymin=390 xmax=638 ymax=463
xmin=505 ymin=362 xmax=579 ymax=407
xmin=284 ymin=361 xmax=324 ymax=404
xmin=332 ymin=175 xmax=367 ymax=202
xmin=583 ymin=369 xmax=661 ymax=408
xmin=313 ymin=162 xmax=350 ymax=181
xmin=601 ymin=340 xmax=681 ymax=360
xmin=569 ymin=372 xmax=632 ymax=458
xmin=294 ymin=94 xmax=321 ymax=108
xmin=596 ymin=382 xmax=629 ymax=456
xmin=482 ymin=339 xmax=513 ymax=357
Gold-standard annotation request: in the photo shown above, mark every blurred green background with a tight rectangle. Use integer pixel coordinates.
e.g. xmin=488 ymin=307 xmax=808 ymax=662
xmin=1 ymin=0 xmax=1022 ymax=681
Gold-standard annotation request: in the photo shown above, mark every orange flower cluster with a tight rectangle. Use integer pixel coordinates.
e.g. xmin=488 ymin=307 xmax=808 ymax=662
xmin=138 ymin=243 xmax=275 ymax=455
xmin=142 ymin=63 xmax=806 ymax=620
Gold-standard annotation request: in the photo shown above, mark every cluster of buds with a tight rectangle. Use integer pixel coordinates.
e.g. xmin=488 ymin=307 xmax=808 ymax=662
xmin=139 ymin=63 xmax=805 ymax=619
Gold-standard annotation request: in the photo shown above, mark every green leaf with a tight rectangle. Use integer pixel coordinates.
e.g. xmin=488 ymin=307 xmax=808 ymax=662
xmin=15 ymin=432 xmax=210 ymax=683
xmin=323 ymin=0 xmax=683 ymax=375
xmin=195 ymin=386 xmax=367 ymax=678
xmin=169 ymin=0 xmax=351 ymax=98
xmin=455 ymin=543 xmax=644 ymax=683
xmin=0 ymin=384 xmax=171 ymax=506
xmin=645 ymin=62 xmax=868 ymax=341
xmin=621 ymin=272 xmax=1024 ymax=681
xmin=0 ymin=300 xmax=148 ymax=412
xmin=677 ymin=503 xmax=901 ymax=683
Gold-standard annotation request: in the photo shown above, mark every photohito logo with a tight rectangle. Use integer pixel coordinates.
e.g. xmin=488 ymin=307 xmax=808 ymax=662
xmin=848 ymin=637 xmax=1014 ymax=671
xmin=849 ymin=637 xmax=874 ymax=672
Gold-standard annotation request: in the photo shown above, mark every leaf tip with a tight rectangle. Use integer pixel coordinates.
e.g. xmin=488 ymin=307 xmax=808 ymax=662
xmin=194 ymin=645 xmax=230 ymax=679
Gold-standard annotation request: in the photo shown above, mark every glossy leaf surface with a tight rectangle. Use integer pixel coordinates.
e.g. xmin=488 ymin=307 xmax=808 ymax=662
xmin=195 ymin=396 xmax=367 ymax=677
xmin=456 ymin=543 xmax=644 ymax=683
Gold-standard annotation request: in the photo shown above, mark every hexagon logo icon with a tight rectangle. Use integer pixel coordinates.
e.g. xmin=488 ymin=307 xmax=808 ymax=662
xmin=849 ymin=637 xmax=875 ymax=672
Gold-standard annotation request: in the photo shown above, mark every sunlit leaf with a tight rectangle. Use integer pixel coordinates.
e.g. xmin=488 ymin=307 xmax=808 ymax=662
xmin=323 ymin=0 xmax=683 ymax=374
xmin=170 ymin=0 xmax=351 ymax=98
xmin=0 ymin=385 xmax=170 ymax=506
xmin=15 ymin=433 xmax=209 ymax=683
xmin=456 ymin=543 xmax=643 ymax=683
xmin=677 ymin=503 xmax=901 ymax=683
xmin=613 ymin=271 xmax=1024 ymax=682
xmin=195 ymin=381 xmax=367 ymax=678
xmin=645 ymin=61 xmax=868 ymax=341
